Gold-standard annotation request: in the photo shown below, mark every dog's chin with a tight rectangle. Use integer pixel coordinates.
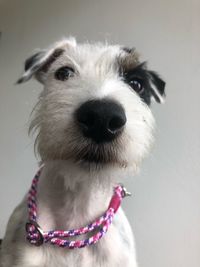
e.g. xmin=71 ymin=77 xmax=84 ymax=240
xmin=56 ymin=142 xmax=127 ymax=169
xmin=39 ymin=139 xmax=128 ymax=168
xmin=74 ymin=156 xmax=127 ymax=171
xmin=72 ymin=145 xmax=128 ymax=169
xmin=75 ymin=151 xmax=117 ymax=165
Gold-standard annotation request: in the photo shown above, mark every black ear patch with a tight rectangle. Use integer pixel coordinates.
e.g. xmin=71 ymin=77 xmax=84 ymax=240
xmin=17 ymin=48 xmax=64 ymax=84
xmin=148 ymin=71 xmax=166 ymax=103
xmin=24 ymin=51 xmax=44 ymax=72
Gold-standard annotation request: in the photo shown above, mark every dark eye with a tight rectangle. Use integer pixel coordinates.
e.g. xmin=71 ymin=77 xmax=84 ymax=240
xmin=129 ymin=79 xmax=144 ymax=94
xmin=55 ymin=66 xmax=75 ymax=81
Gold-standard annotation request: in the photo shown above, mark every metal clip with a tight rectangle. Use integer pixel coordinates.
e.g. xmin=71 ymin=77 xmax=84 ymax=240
xmin=26 ymin=220 xmax=44 ymax=246
xmin=120 ymin=184 xmax=132 ymax=198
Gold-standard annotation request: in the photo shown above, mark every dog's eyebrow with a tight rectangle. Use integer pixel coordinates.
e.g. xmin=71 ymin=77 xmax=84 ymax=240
xmin=41 ymin=48 xmax=65 ymax=72
xmin=117 ymin=49 xmax=140 ymax=73
xmin=64 ymin=54 xmax=81 ymax=72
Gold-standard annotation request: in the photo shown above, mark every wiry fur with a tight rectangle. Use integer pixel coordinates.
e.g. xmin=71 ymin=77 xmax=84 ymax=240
xmin=0 ymin=37 xmax=165 ymax=267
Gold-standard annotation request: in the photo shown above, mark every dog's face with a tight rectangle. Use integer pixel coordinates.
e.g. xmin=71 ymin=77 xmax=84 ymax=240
xmin=18 ymin=38 xmax=165 ymax=170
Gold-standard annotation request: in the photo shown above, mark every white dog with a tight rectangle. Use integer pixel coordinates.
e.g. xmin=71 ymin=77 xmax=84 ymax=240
xmin=0 ymin=37 xmax=165 ymax=267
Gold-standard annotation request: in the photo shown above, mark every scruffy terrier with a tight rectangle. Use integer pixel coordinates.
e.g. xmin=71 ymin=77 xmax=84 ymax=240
xmin=0 ymin=37 xmax=165 ymax=267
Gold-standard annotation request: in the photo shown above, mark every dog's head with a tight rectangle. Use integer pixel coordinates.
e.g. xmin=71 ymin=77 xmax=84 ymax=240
xmin=18 ymin=38 xmax=165 ymax=171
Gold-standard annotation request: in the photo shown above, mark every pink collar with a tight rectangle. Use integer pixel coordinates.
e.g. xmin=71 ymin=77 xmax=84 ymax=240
xmin=26 ymin=167 xmax=131 ymax=249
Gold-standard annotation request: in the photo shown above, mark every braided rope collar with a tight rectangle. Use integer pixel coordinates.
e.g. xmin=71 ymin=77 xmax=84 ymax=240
xmin=26 ymin=167 xmax=131 ymax=249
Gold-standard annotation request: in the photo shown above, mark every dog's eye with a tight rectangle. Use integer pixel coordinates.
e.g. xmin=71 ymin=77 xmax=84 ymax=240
xmin=128 ymin=79 xmax=144 ymax=94
xmin=55 ymin=66 xmax=75 ymax=81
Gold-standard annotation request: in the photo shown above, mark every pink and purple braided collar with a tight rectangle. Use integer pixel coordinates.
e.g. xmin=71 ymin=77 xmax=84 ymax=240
xmin=26 ymin=167 xmax=131 ymax=249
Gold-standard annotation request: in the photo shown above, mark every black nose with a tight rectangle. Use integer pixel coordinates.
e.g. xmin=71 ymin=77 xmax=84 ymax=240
xmin=75 ymin=99 xmax=126 ymax=143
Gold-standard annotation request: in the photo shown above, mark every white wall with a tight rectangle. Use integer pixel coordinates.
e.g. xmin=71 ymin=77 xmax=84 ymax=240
xmin=0 ymin=0 xmax=200 ymax=266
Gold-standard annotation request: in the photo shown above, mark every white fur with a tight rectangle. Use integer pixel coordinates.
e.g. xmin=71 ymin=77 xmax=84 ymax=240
xmin=150 ymin=81 xmax=165 ymax=104
xmin=0 ymin=38 xmax=157 ymax=267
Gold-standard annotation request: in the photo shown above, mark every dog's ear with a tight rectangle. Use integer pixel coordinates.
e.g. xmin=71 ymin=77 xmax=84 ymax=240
xmin=17 ymin=37 xmax=77 ymax=84
xmin=148 ymin=71 xmax=166 ymax=103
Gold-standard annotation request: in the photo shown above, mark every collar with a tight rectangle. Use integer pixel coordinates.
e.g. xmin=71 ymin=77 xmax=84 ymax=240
xmin=26 ymin=166 xmax=131 ymax=249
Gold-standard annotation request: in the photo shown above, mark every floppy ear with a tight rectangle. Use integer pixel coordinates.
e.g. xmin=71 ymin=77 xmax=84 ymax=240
xmin=17 ymin=37 xmax=77 ymax=84
xmin=148 ymin=71 xmax=166 ymax=103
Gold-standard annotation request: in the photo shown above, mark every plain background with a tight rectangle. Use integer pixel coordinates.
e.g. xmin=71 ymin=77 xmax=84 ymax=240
xmin=0 ymin=0 xmax=199 ymax=266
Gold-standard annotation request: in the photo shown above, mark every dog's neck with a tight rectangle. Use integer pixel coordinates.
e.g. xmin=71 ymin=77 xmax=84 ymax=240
xmin=36 ymin=160 xmax=128 ymax=231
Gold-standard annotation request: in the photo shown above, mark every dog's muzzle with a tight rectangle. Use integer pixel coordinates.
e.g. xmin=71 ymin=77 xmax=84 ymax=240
xmin=75 ymin=99 xmax=126 ymax=144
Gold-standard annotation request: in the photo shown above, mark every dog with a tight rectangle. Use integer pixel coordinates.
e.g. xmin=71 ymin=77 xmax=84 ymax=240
xmin=0 ymin=37 xmax=165 ymax=267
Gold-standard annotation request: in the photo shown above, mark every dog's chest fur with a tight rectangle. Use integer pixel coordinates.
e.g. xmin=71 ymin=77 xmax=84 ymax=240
xmin=4 ymin=161 xmax=136 ymax=267
xmin=35 ymin=162 xmax=135 ymax=266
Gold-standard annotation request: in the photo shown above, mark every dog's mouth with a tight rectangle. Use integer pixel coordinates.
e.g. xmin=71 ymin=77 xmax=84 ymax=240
xmin=65 ymin=138 xmax=126 ymax=167
xmin=74 ymin=143 xmax=117 ymax=164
